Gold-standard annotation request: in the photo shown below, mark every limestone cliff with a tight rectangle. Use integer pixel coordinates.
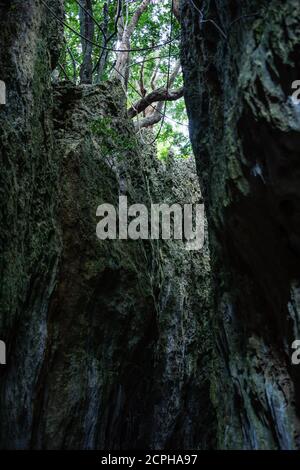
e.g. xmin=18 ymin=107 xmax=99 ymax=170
xmin=181 ymin=0 xmax=300 ymax=449
xmin=0 ymin=0 xmax=213 ymax=449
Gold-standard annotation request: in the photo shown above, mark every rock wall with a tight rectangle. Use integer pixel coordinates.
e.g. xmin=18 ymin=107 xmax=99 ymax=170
xmin=0 ymin=0 xmax=64 ymax=448
xmin=0 ymin=1 xmax=214 ymax=449
xmin=181 ymin=0 xmax=300 ymax=449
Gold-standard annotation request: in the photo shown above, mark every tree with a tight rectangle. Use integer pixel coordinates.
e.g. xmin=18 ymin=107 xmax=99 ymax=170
xmin=59 ymin=0 xmax=189 ymax=152
xmin=79 ymin=0 xmax=94 ymax=83
xmin=113 ymin=0 xmax=151 ymax=88
xmin=131 ymin=59 xmax=183 ymax=129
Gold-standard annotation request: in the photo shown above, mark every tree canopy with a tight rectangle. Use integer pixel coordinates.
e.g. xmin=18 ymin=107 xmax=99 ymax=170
xmin=53 ymin=0 xmax=191 ymax=158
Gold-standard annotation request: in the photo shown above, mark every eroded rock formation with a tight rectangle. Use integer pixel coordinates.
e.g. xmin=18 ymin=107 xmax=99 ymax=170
xmin=0 ymin=0 xmax=213 ymax=449
xmin=181 ymin=0 xmax=300 ymax=449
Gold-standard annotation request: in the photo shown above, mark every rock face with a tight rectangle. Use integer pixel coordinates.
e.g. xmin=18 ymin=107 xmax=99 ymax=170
xmin=181 ymin=0 xmax=300 ymax=449
xmin=0 ymin=0 xmax=64 ymax=449
xmin=0 ymin=1 xmax=214 ymax=449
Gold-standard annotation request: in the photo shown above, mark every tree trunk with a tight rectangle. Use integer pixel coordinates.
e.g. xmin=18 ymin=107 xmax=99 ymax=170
xmin=113 ymin=0 xmax=151 ymax=88
xmin=95 ymin=1 xmax=109 ymax=83
xmin=79 ymin=0 xmax=94 ymax=84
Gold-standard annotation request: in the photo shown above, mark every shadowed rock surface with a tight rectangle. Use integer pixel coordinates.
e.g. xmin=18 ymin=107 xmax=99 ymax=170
xmin=181 ymin=0 xmax=300 ymax=449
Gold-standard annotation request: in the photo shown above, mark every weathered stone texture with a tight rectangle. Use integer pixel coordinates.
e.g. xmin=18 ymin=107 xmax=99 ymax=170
xmin=181 ymin=0 xmax=300 ymax=449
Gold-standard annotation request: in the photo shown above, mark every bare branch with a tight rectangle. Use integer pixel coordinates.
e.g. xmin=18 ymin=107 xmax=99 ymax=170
xmin=139 ymin=61 xmax=147 ymax=98
xmin=128 ymin=87 xmax=184 ymax=118
xmin=64 ymin=38 xmax=77 ymax=82
xmin=134 ymin=101 xmax=164 ymax=129
xmin=58 ymin=62 xmax=71 ymax=81
xmin=150 ymin=59 xmax=161 ymax=90
xmin=94 ymin=1 xmax=110 ymax=82
xmin=106 ymin=0 xmax=123 ymax=43
xmin=168 ymin=59 xmax=181 ymax=88
xmin=126 ymin=0 xmax=151 ymax=37
xmin=131 ymin=59 xmax=182 ymax=129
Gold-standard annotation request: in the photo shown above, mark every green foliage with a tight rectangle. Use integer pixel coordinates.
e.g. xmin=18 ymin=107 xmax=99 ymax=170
xmin=158 ymin=123 xmax=191 ymax=160
xmin=60 ymin=0 xmax=190 ymax=159
xmin=91 ymin=116 xmax=137 ymax=160
xmin=90 ymin=116 xmax=114 ymax=137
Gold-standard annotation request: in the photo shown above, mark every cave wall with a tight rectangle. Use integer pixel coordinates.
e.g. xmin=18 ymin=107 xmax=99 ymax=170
xmin=181 ymin=0 xmax=300 ymax=449
xmin=0 ymin=1 xmax=214 ymax=449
